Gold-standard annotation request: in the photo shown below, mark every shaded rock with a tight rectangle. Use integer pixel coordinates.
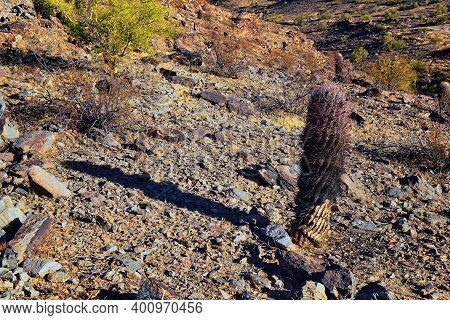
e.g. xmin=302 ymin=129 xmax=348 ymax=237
xmin=27 ymin=166 xmax=72 ymax=198
xmin=349 ymin=111 xmax=365 ymax=126
xmin=0 ymin=248 xmax=17 ymax=270
xmin=200 ymin=90 xmax=227 ymax=106
xmin=355 ymin=283 xmax=394 ymax=300
xmin=227 ymin=97 xmax=259 ymax=116
xmin=257 ymin=168 xmax=278 ymax=186
xmin=1 ymin=118 xmax=20 ymax=143
xmin=9 ymin=214 xmax=54 ymax=263
xmin=387 ymin=187 xmax=409 ymax=198
xmin=170 ymin=76 xmax=196 ymax=87
xmin=11 ymin=131 xmax=55 ymax=155
xmin=264 ymin=224 xmax=292 ymax=249
xmin=400 ymin=175 xmax=441 ymax=200
xmin=317 ymin=263 xmax=356 ymax=299
xmin=137 ymin=278 xmax=178 ymax=300
xmin=0 ymin=196 xmax=26 ymax=230
xmin=341 ymin=174 xmax=369 ymax=203
xmin=0 ymin=93 xmax=5 ymax=118
xmin=294 ymin=281 xmax=327 ymax=300
xmin=276 ymin=250 xmax=327 ymax=281
xmin=237 ymin=150 xmax=255 ymax=164
xmin=23 ymin=258 xmax=62 ymax=277
xmin=164 ymin=130 xmax=186 ymax=143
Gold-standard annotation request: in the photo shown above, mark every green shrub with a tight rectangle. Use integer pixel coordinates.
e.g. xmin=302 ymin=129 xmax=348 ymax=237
xmin=381 ymin=31 xmax=406 ymax=49
xmin=366 ymin=54 xmax=418 ymax=91
xmin=350 ymin=46 xmax=369 ymax=62
xmin=33 ymin=0 xmax=178 ymax=61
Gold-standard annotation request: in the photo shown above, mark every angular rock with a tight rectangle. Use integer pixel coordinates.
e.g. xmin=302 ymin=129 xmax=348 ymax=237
xmin=0 ymin=93 xmax=5 ymax=118
xmin=227 ymin=97 xmax=259 ymax=116
xmin=200 ymin=90 xmax=227 ymax=106
xmin=264 ymin=224 xmax=293 ymax=249
xmin=137 ymin=278 xmax=178 ymax=300
xmin=295 ymin=281 xmax=327 ymax=300
xmin=317 ymin=263 xmax=357 ymax=299
xmin=11 ymin=131 xmax=55 ymax=155
xmin=355 ymin=283 xmax=394 ymax=300
xmin=400 ymin=175 xmax=441 ymax=200
xmin=0 ymin=196 xmax=26 ymax=230
xmin=276 ymin=250 xmax=327 ymax=281
xmin=27 ymin=166 xmax=72 ymax=198
xmin=23 ymin=258 xmax=62 ymax=277
xmin=9 ymin=214 xmax=54 ymax=263
xmin=0 ymin=248 xmax=17 ymax=270
xmin=114 ymin=256 xmax=142 ymax=273
xmin=1 ymin=117 xmax=20 ymax=141
xmin=47 ymin=271 xmax=69 ymax=283
xmin=341 ymin=174 xmax=369 ymax=203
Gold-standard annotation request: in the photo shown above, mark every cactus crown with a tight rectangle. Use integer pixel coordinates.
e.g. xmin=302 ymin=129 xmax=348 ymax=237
xmin=296 ymin=83 xmax=351 ymax=212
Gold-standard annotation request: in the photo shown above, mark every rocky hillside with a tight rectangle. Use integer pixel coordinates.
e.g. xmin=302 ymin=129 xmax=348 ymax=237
xmin=0 ymin=0 xmax=449 ymax=300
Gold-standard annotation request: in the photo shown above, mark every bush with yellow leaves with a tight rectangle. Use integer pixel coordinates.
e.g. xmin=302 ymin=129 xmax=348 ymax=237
xmin=366 ymin=54 xmax=417 ymax=91
xmin=33 ymin=0 xmax=178 ymax=61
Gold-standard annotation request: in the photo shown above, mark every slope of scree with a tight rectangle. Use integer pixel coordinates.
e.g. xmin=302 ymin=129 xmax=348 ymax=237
xmin=0 ymin=0 xmax=448 ymax=300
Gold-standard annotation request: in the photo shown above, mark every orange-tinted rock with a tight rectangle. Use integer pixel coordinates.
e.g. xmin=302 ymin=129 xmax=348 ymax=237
xmin=27 ymin=166 xmax=72 ymax=198
xmin=9 ymin=214 xmax=54 ymax=263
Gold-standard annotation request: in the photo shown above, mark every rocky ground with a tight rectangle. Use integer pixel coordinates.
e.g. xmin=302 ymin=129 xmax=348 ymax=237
xmin=0 ymin=0 xmax=449 ymax=300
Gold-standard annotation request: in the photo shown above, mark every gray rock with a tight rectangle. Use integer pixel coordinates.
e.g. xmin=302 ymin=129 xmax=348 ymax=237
xmin=264 ymin=224 xmax=293 ymax=249
xmin=23 ymin=258 xmax=62 ymax=277
xmin=231 ymin=188 xmax=250 ymax=201
xmin=355 ymin=283 xmax=394 ymax=300
xmin=387 ymin=187 xmax=409 ymax=198
xmin=0 ymin=196 xmax=26 ymax=230
xmin=114 ymin=256 xmax=142 ymax=273
xmin=295 ymin=281 xmax=327 ymax=300
xmin=351 ymin=219 xmax=378 ymax=231
xmin=0 ymin=248 xmax=17 ymax=270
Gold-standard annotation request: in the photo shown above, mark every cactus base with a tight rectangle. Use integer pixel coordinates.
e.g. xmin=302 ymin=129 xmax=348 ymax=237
xmin=292 ymin=199 xmax=332 ymax=246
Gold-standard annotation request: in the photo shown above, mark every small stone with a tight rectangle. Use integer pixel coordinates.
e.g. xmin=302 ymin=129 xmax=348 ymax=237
xmin=0 ymin=248 xmax=17 ymax=270
xmin=9 ymin=214 xmax=54 ymax=263
xmin=0 ymin=196 xmax=26 ymax=230
xmin=47 ymin=271 xmax=69 ymax=283
xmin=295 ymin=281 xmax=327 ymax=300
xmin=23 ymin=258 xmax=62 ymax=277
xmin=137 ymin=278 xmax=178 ymax=300
xmin=317 ymin=263 xmax=357 ymax=299
xmin=386 ymin=187 xmax=409 ymax=198
xmin=200 ymin=90 xmax=227 ymax=106
xmin=351 ymin=219 xmax=378 ymax=231
xmin=341 ymin=174 xmax=369 ymax=203
xmin=231 ymin=188 xmax=250 ymax=202
xmin=355 ymin=283 xmax=394 ymax=300
xmin=264 ymin=224 xmax=293 ymax=249
xmin=114 ymin=256 xmax=142 ymax=273
xmin=276 ymin=250 xmax=326 ymax=281
xmin=27 ymin=166 xmax=72 ymax=198
xmin=11 ymin=131 xmax=55 ymax=155
xmin=400 ymin=175 xmax=441 ymax=200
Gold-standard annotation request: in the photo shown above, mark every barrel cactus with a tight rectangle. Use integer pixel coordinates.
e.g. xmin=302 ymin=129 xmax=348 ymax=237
xmin=291 ymin=83 xmax=352 ymax=246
